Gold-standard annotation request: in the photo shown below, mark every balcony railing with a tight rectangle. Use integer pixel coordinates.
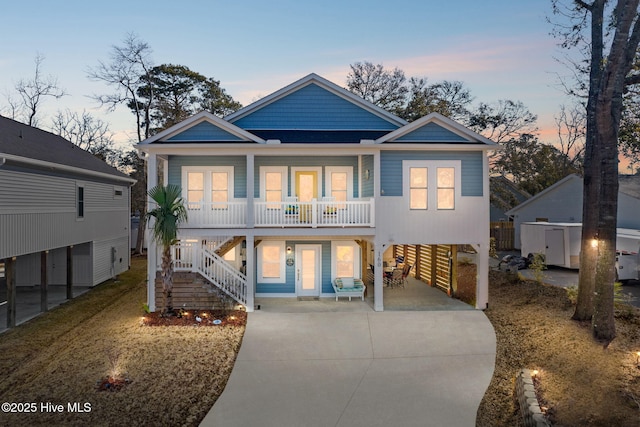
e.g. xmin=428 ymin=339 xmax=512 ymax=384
xmin=254 ymin=199 xmax=374 ymax=227
xmin=184 ymin=201 xmax=247 ymax=228
xmin=182 ymin=199 xmax=375 ymax=228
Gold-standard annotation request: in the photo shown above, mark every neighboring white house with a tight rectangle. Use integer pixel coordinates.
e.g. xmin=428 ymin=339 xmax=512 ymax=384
xmin=506 ymin=173 xmax=640 ymax=249
xmin=0 ymin=115 xmax=136 ymax=326
xmin=136 ymin=73 xmax=497 ymax=312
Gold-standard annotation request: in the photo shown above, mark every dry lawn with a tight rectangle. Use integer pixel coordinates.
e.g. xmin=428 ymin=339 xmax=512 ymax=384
xmin=2 ymin=257 xmax=640 ymax=426
xmin=0 ymin=256 xmax=245 ymax=427
xmin=477 ymin=270 xmax=640 ymax=426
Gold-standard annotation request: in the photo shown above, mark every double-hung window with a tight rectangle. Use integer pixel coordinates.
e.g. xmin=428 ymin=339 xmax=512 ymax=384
xmin=404 ymin=160 xmax=460 ymax=211
xmin=261 ymin=167 xmax=287 ymax=209
xmin=258 ymin=241 xmax=285 ymax=283
xmin=332 ymin=241 xmax=360 ymax=280
xmin=325 ymin=166 xmax=352 ymax=209
xmin=409 ymin=167 xmax=428 ymax=210
xmin=182 ymin=166 xmax=234 ymax=210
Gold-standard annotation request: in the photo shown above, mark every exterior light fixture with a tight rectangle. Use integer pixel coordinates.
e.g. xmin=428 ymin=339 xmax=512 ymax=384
xmin=591 ymin=238 xmax=598 ymax=249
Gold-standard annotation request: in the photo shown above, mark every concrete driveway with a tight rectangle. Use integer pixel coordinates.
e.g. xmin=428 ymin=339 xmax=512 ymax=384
xmin=201 ymin=308 xmax=496 ymax=427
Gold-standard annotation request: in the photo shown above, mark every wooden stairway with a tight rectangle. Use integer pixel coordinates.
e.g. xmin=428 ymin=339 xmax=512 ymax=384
xmin=214 ymin=236 xmax=244 ymax=257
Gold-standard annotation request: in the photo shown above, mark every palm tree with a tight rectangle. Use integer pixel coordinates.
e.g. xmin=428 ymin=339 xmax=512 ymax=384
xmin=146 ymin=184 xmax=188 ymax=315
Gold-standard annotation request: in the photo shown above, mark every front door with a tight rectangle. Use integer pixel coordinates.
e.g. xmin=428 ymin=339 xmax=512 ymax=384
xmin=295 ymin=171 xmax=317 ymax=222
xmin=296 ymin=244 xmax=321 ymax=297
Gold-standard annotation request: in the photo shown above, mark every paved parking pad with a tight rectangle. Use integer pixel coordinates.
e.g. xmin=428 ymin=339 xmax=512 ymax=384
xmin=201 ymin=310 xmax=496 ymax=427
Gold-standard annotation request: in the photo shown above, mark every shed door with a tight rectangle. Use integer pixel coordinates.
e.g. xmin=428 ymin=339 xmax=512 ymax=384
xmin=545 ymin=229 xmax=565 ymax=266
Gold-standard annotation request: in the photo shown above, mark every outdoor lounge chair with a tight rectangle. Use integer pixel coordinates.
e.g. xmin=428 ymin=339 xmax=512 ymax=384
xmin=332 ymin=277 xmax=365 ymax=301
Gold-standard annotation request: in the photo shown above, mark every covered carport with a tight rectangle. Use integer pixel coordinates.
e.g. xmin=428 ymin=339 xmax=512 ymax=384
xmin=364 ymin=243 xmax=478 ymax=310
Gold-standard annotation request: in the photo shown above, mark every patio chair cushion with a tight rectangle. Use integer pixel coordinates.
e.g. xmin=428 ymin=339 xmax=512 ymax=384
xmin=340 ymin=277 xmax=355 ymax=288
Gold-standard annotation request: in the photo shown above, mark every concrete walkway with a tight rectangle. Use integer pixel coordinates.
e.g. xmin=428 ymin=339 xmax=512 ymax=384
xmin=201 ymin=308 xmax=496 ymax=427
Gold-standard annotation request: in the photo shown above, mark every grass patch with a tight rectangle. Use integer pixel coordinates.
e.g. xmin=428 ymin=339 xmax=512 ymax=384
xmin=0 ymin=256 xmax=245 ymax=426
xmin=477 ymin=270 xmax=640 ymax=426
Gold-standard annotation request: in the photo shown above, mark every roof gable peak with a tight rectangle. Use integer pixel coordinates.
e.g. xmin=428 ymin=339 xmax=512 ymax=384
xmin=375 ymin=112 xmax=497 ymax=145
xmin=225 ymin=73 xmax=407 ymax=128
xmin=138 ymin=111 xmax=264 ymax=144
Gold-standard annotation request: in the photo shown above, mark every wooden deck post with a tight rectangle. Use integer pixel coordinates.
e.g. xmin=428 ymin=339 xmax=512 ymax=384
xmin=415 ymin=245 xmax=422 ymax=281
xmin=66 ymin=246 xmax=73 ymax=300
xmin=41 ymin=251 xmax=48 ymax=312
xmin=6 ymin=257 xmax=16 ymax=328
xmin=430 ymin=245 xmax=438 ymax=286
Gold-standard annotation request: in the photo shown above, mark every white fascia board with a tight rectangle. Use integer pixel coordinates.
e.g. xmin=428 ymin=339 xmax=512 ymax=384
xmin=225 ymin=73 xmax=407 ymax=128
xmin=0 ymin=153 xmax=136 ymax=184
xmin=375 ymin=112 xmax=497 ymax=146
xmin=137 ymin=111 xmax=264 ymax=145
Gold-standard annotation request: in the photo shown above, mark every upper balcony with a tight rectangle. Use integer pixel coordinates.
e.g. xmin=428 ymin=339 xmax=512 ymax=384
xmin=183 ymin=198 xmax=374 ymax=228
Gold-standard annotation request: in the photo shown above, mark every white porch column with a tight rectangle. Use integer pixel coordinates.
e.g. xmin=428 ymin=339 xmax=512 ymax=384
xmin=246 ymin=154 xmax=254 ymax=228
xmin=374 ymin=243 xmax=384 ymax=311
xmin=245 ymin=234 xmax=255 ymax=312
xmin=373 ymin=151 xmax=381 ymax=197
xmin=162 ymin=157 xmax=169 ymax=186
xmin=146 ymin=153 xmax=158 ymax=312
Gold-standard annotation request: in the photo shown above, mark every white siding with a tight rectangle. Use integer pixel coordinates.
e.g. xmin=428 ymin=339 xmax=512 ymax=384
xmin=377 ymin=196 xmax=488 ymax=245
xmin=0 ymin=169 xmax=130 ymax=259
xmin=93 ymin=236 xmax=129 ymax=285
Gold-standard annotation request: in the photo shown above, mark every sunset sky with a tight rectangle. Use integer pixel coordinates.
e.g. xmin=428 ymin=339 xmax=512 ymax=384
xmin=1 ymin=0 xmax=575 ymax=150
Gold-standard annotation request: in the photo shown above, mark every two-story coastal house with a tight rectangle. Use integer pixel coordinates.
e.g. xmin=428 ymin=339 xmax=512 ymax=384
xmin=136 ymin=73 xmax=496 ymax=312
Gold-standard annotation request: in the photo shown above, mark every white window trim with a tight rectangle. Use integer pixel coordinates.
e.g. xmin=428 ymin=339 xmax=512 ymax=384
xmin=76 ymin=182 xmax=85 ymax=221
xmin=259 ymin=166 xmax=288 ymax=201
xmin=257 ymin=241 xmax=286 ymax=283
xmin=325 ymin=166 xmax=353 ymax=200
xmin=113 ymin=186 xmax=124 ymax=199
xmin=403 ymin=160 xmax=461 ymax=211
xmin=290 ymin=166 xmax=322 ymax=199
xmin=331 ymin=241 xmax=361 ymax=281
xmin=181 ymin=166 xmax=235 ymax=205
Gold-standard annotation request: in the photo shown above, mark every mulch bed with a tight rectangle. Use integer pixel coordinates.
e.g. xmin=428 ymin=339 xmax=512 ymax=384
xmin=141 ymin=309 xmax=247 ymax=327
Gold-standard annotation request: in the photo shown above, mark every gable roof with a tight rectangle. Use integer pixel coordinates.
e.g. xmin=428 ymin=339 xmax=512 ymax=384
xmin=490 ymin=175 xmax=531 ymax=211
xmin=505 ymin=174 xmax=581 ymax=215
xmin=506 ymin=173 xmax=640 ymax=217
xmin=375 ymin=112 xmax=497 ymax=145
xmin=225 ymin=73 xmax=407 ymax=130
xmin=0 ymin=115 xmax=134 ymax=183
xmin=138 ymin=111 xmax=265 ymax=145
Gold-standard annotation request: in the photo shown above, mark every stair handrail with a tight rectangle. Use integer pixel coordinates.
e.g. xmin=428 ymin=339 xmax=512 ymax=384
xmin=197 ymin=246 xmax=247 ymax=306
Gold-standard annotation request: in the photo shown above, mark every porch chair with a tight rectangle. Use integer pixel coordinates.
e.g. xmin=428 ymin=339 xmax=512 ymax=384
xmin=386 ymin=268 xmax=404 ymax=288
xmin=400 ymin=263 xmax=414 ymax=287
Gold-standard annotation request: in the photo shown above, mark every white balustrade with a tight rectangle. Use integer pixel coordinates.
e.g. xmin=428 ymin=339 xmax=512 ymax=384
xmin=182 ymin=199 xmax=374 ymax=228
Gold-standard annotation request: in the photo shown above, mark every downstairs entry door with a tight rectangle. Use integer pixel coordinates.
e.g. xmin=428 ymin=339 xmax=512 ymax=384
xmin=296 ymin=244 xmax=322 ymax=297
